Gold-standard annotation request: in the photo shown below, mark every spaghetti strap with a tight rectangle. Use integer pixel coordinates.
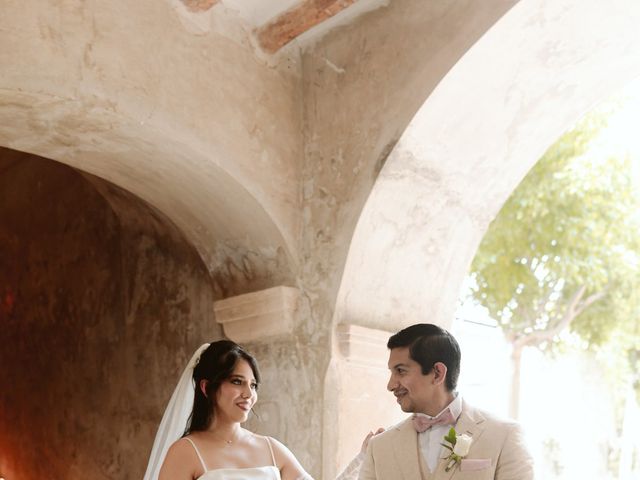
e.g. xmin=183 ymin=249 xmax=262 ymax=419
xmin=265 ymin=436 xmax=278 ymax=467
xmin=185 ymin=437 xmax=208 ymax=472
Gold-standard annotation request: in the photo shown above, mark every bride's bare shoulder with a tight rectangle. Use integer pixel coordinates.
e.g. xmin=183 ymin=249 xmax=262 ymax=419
xmin=264 ymin=437 xmax=305 ymax=466
xmin=168 ymin=436 xmax=197 ymax=455
xmin=159 ymin=437 xmax=201 ymax=480
xmin=250 ymin=433 xmax=282 ymax=450
xmin=246 ymin=434 xmax=313 ymax=480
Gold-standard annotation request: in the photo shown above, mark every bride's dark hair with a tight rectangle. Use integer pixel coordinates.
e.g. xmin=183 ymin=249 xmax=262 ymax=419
xmin=184 ymin=340 xmax=261 ymax=434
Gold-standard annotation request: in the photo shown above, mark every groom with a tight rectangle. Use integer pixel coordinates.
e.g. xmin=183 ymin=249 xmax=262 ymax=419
xmin=358 ymin=323 xmax=533 ymax=480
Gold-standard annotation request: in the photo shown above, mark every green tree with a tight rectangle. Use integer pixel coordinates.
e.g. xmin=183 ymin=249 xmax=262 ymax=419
xmin=470 ymin=113 xmax=640 ymax=418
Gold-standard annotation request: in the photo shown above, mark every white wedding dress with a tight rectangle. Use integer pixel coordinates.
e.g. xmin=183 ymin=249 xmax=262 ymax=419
xmin=186 ymin=437 xmax=281 ymax=480
xmin=196 ymin=466 xmax=280 ymax=480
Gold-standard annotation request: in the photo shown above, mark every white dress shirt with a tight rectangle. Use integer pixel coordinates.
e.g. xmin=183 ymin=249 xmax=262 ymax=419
xmin=417 ymin=393 xmax=463 ymax=472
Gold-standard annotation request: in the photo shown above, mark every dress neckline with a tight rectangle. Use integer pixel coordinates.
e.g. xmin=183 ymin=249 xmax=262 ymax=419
xmin=202 ymin=466 xmax=278 ymax=472
xmin=196 ymin=465 xmax=280 ymax=480
xmin=185 ymin=436 xmax=279 ymax=476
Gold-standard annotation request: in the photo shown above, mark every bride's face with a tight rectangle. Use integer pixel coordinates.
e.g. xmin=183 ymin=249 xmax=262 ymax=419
xmin=214 ymin=358 xmax=258 ymax=423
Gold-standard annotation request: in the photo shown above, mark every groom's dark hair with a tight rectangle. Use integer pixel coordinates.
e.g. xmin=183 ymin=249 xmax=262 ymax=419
xmin=387 ymin=323 xmax=461 ymax=391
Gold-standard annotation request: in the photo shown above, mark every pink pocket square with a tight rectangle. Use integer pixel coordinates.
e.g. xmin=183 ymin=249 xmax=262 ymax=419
xmin=460 ymin=458 xmax=492 ymax=471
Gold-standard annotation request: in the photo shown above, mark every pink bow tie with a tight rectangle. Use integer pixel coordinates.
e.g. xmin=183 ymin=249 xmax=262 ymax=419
xmin=412 ymin=408 xmax=456 ymax=433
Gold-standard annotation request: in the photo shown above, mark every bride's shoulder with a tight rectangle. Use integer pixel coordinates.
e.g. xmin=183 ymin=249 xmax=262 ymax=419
xmin=166 ymin=436 xmax=198 ymax=458
xmin=244 ymin=432 xmax=281 ymax=453
xmin=255 ymin=435 xmax=312 ymax=479
xmin=158 ymin=436 xmax=201 ymax=480
xmin=252 ymin=432 xmax=283 ymax=449
xmin=258 ymin=434 xmax=298 ymax=463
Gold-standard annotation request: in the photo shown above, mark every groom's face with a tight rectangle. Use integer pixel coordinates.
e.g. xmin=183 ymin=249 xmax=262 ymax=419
xmin=387 ymin=347 xmax=436 ymax=415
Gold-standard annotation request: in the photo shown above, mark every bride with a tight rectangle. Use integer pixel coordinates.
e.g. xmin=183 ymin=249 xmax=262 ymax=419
xmin=144 ymin=340 xmax=380 ymax=480
xmin=145 ymin=340 xmax=312 ymax=480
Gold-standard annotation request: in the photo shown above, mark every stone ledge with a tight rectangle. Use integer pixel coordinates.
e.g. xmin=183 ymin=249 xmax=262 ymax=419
xmin=213 ymin=286 xmax=300 ymax=343
xmin=336 ymin=323 xmax=391 ymax=368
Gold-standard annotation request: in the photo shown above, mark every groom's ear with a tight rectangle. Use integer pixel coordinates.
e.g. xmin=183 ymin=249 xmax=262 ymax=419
xmin=432 ymin=362 xmax=448 ymax=386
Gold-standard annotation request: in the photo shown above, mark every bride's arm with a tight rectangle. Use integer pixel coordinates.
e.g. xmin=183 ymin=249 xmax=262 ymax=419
xmin=268 ymin=436 xmax=315 ymax=480
xmin=158 ymin=438 xmax=201 ymax=480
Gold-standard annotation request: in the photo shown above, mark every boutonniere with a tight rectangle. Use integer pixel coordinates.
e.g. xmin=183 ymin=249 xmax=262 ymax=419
xmin=441 ymin=427 xmax=472 ymax=472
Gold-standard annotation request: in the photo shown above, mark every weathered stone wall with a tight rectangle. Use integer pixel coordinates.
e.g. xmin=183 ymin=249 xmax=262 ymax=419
xmin=0 ymin=151 xmax=221 ymax=480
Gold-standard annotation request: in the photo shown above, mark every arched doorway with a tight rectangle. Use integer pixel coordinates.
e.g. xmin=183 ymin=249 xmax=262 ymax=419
xmin=328 ymin=0 xmax=640 ymax=475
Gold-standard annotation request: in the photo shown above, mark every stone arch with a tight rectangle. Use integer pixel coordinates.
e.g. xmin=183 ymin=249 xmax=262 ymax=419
xmin=0 ymin=0 xmax=304 ymax=295
xmin=336 ymin=0 xmax=640 ymax=332
xmin=0 ymin=89 xmax=297 ymax=296
xmin=327 ymin=0 xmax=640 ymax=474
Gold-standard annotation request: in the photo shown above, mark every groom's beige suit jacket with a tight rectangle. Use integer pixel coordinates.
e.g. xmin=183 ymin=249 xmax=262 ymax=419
xmin=358 ymin=401 xmax=533 ymax=480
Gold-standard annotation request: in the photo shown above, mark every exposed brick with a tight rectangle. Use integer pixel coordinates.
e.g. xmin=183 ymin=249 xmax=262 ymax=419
xmin=181 ymin=0 xmax=219 ymax=13
xmin=257 ymin=0 xmax=358 ymax=53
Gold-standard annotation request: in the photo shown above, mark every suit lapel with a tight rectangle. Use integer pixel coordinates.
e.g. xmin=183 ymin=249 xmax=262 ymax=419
xmin=392 ymin=419 xmax=424 ymax=480
xmin=433 ymin=401 xmax=486 ymax=479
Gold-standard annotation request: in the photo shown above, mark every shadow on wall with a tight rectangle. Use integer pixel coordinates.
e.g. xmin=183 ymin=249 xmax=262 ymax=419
xmin=0 ymin=149 xmax=222 ymax=480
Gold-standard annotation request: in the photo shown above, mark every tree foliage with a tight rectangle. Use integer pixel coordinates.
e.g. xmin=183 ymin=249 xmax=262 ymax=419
xmin=470 ymin=112 xmax=640 ymax=357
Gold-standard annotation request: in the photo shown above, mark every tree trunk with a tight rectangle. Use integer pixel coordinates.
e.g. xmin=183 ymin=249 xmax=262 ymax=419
xmin=503 ymin=287 xmax=605 ymax=420
xmin=509 ymin=343 xmax=523 ymax=420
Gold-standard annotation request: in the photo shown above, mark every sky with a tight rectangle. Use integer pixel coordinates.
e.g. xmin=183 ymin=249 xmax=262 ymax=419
xmin=589 ymin=76 xmax=640 ymax=189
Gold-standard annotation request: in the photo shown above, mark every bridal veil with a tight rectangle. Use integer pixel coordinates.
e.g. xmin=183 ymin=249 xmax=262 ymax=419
xmin=143 ymin=343 xmax=210 ymax=480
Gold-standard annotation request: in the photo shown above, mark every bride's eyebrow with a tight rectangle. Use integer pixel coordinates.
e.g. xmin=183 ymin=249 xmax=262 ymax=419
xmin=229 ymin=374 xmax=257 ymax=382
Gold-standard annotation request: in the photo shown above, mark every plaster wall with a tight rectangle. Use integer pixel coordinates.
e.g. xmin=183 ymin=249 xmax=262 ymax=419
xmin=0 ymin=152 xmax=221 ymax=480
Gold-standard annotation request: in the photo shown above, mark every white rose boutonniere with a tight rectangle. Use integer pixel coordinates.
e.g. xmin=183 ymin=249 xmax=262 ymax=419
xmin=441 ymin=428 xmax=472 ymax=472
